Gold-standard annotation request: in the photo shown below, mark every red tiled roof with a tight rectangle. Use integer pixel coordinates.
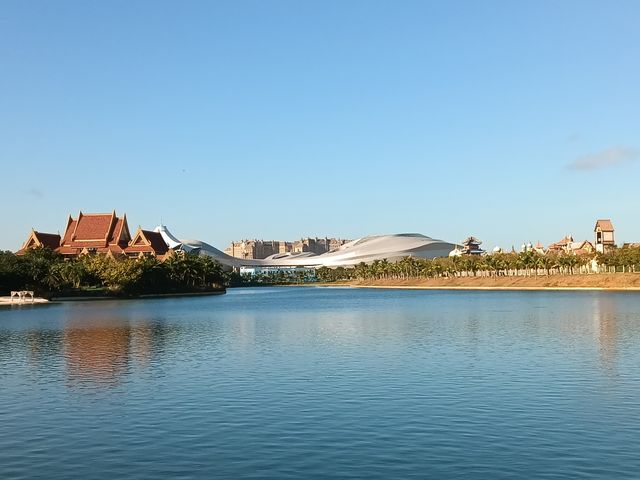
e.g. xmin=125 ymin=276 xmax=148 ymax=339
xmin=110 ymin=217 xmax=131 ymax=246
xmin=57 ymin=245 xmax=126 ymax=256
xmin=72 ymin=213 xmax=115 ymax=242
xmin=595 ymin=219 xmax=614 ymax=231
xmin=16 ymin=231 xmax=61 ymax=254
xmin=548 ymin=235 xmax=573 ymax=249
xmin=570 ymin=240 xmax=594 ymax=251
xmin=142 ymin=230 xmax=169 ymax=255
xmin=124 ymin=229 xmax=169 ymax=256
xmin=105 ymin=245 xmax=126 ymax=255
xmin=34 ymin=232 xmax=61 ymax=249
xmin=59 ymin=212 xmax=129 ymax=250
xmin=61 ymin=219 xmax=78 ymax=245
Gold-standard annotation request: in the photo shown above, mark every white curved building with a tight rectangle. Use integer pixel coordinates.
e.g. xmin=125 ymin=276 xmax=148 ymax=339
xmin=154 ymin=226 xmax=454 ymax=268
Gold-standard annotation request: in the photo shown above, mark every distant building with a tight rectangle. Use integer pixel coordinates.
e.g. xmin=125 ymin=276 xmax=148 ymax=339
xmin=239 ymin=266 xmax=316 ymax=280
xmin=17 ymin=211 xmax=169 ymax=258
xmin=279 ymin=242 xmax=293 ymax=254
xmin=224 ymin=241 xmax=253 ymax=259
xmin=568 ymin=240 xmax=595 ymax=256
xmin=547 ymin=235 xmax=574 ymax=253
xmin=594 ymin=219 xmax=615 ymax=253
xmin=520 ymin=242 xmax=545 ymax=254
xmin=292 ymin=237 xmax=341 ymax=255
xmin=225 ymin=237 xmax=349 ymax=260
xmin=547 ymin=235 xmax=595 ymax=256
xmin=329 ymin=238 xmax=344 ymax=251
xmin=461 ymin=236 xmax=485 ymax=255
xmin=450 ymin=236 xmax=485 ymax=256
xmin=224 ymin=240 xmax=284 ymax=259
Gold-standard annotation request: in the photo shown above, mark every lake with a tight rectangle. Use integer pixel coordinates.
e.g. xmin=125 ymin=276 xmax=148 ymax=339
xmin=1 ymin=287 xmax=639 ymax=479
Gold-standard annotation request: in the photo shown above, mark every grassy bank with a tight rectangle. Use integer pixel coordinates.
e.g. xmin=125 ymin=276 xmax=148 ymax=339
xmin=326 ymin=273 xmax=640 ymax=291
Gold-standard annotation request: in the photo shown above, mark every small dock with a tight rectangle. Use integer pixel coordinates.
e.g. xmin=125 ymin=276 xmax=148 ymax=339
xmin=0 ymin=292 xmax=49 ymax=307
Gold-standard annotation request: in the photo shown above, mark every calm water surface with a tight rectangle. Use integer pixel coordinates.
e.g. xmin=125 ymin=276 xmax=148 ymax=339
xmin=1 ymin=287 xmax=639 ymax=479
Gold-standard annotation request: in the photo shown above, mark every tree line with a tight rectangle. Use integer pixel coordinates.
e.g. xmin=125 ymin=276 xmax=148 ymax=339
xmin=0 ymin=248 xmax=227 ymax=297
xmin=315 ymin=247 xmax=640 ymax=282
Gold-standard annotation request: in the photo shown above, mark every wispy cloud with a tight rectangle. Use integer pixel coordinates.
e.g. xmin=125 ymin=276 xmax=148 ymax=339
xmin=567 ymin=147 xmax=638 ymax=171
xmin=565 ymin=133 xmax=582 ymax=144
xmin=25 ymin=188 xmax=45 ymax=199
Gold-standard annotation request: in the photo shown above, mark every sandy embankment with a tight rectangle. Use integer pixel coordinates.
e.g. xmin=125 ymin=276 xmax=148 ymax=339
xmin=331 ymin=273 xmax=640 ymax=291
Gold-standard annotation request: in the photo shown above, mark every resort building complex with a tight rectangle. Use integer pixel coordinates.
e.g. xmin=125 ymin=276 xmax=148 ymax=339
xmin=224 ymin=237 xmax=350 ymax=260
xmin=18 ymin=211 xmax=169 ymax=259
xmin=510 ymin=219 xmax=615 ymax=257
xmin=156 ymin=226 xmax=456 ymax=269
xmin=16 ymin=211 xmax=622 ymax=272
xmin=17 ymin=211 xmax=455 ymax=269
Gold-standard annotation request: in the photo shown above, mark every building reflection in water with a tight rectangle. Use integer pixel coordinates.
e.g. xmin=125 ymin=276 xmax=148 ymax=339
xmin=591 ymin=295 xmax=618 ymax=375
xmin=64 ymin=319 xmax=132 ymax=388
xmin=62 ymin=309 xmax=177 ymax=390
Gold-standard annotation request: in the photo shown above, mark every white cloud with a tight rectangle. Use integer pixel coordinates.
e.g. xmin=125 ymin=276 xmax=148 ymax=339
xmin=567 ymin=147 xmax=638 ymax=171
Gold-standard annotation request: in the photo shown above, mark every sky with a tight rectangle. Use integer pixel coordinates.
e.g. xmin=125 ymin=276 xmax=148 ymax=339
xmin=1 ymin=0 xmax=639 ymax=251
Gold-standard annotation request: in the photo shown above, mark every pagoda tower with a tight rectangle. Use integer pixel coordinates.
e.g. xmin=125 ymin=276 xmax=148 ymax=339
xmin=461 ymin=236 xmax=485 ymax=255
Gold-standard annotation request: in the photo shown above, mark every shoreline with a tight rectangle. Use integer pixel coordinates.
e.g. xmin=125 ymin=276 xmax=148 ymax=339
xmin=53 ymin=290 xmax=226 ymax=301
xmin=313 ymin=273 xmax=640 ymax=292
xmin=344 ymin=285 xmax=640 ymax=292
xmin=0 ymin=289 xmax=226 ymax=308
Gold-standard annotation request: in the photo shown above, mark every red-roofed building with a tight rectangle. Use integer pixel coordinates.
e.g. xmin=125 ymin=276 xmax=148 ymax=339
xmin=124 ymin=228 xmax=169 ymax=258
xmin=18 ymin=211 xmax=170 ymax=258
xmin=57 ymin=211 xmax=131 ymax=257
xmin=547 ymin=235 xmax=574 ymax=253
xmin=569 ymin=240 xmax=596 ymax=256
xmin=16 ymin=230 xmax=62 ymax=255
xmin=547 ymin=235 xmax=595 ymax=256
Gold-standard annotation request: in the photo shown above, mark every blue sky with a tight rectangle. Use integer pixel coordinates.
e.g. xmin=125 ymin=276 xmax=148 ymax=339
xmin=1 ymin=1 xmax=639 ymax=251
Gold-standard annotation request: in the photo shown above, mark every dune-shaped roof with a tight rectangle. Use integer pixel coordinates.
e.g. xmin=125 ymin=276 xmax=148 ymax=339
xmin=154 ymin=226 xmax=454 ymax=268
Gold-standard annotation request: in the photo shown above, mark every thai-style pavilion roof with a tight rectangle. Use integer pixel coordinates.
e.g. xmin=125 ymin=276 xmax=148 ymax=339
xmin=32 ymin=231 xmax=61 ymax=249
xmin=18 ymin=211 xmax=170 ymax=258
xmin=125 ymin=229 xmax=169 ymax=256
xmin=16 ymin=230 xmax=61 ymax=254
xmin=59 ymin=211 xmax=131 ymax=254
